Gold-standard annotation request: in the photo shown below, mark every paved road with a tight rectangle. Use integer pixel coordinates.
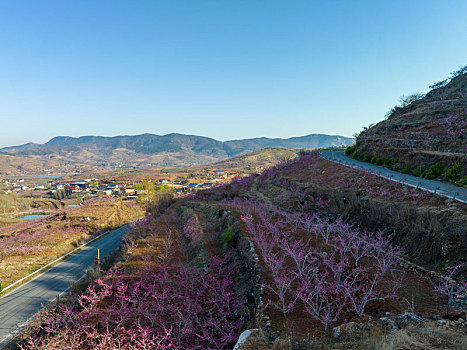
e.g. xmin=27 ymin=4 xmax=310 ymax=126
xmin=0 ymin=224 xmax=131 ymax=348
xmin=319 ymin=150 xmax=467 ymax=204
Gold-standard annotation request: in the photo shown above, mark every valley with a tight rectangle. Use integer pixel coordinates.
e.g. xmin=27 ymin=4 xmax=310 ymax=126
xmin=2 ymin=3 xmax=467 ymax=349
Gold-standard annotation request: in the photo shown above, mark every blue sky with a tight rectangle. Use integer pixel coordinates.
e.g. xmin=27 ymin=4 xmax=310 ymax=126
xmin=1 ymin=1 xmax=466 ymax=147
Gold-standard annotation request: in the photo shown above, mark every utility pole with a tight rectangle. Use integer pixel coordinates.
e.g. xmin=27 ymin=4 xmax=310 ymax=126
xmin=94 ymin=249 xmax=100 ymax=266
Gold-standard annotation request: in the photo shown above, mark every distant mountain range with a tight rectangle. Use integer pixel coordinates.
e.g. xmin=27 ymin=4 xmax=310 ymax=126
xmin=0 ymin=133 xmax=353 ymax=172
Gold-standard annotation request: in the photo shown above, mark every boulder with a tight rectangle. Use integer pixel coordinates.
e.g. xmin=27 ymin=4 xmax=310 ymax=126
xmin=233 ymin=329 xmax=259 ymax=350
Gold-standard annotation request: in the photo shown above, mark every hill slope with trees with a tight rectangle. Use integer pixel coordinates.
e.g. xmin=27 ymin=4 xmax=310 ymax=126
xmin=349 ymin=67 xmax=467 ymax=186
xmin=13 ymin=151 xmax=467 ymax=349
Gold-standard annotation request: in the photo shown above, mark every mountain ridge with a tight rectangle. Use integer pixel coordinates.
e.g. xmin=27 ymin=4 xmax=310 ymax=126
xmin=0 ymin=132 xmax=353 ymax=174
xmin=1 ymin=132 xmax=352 ymax=161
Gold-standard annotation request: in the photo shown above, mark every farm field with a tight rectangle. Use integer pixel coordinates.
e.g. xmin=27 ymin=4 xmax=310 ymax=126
xmin=0 ymin=198 xmax=144 ymax=289
xmin=0 ymin=192 xmax=65 ymax=229
xmin=13 ymin=151 xmax=467 ymax=349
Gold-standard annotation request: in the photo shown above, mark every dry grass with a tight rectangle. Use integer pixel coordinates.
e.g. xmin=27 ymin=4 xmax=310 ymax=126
xmin=358 ymin=322 xmax=467 ymax=350
xmin=237 ymin=322 xmax=467 ymax=349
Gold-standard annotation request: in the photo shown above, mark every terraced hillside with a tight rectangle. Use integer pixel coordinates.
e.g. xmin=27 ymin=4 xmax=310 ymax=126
xmin=13 ymin=151 xmax=467 ymax=350
xmin=352 ymin=70 xmax=467 ymax=184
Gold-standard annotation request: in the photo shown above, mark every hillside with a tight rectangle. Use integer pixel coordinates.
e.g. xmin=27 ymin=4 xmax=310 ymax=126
xmin=352 ymin=70 xmax=467 ymax=183
xmin=0 ymin=133 xmax=352 ymax=174
xmin=16 ymin=151 xmax=467 ymax=349
xmin=197 ymin=147 xmax=299 ymax=172
xmin=0 ymin=154 xmax=94 ymax=176
xmin=224 ymin=134 xmax=351 ymax=155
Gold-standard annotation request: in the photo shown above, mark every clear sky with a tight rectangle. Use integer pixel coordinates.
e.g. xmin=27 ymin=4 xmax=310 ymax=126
xmin=1 ymin=0 xmax=466 ymax=148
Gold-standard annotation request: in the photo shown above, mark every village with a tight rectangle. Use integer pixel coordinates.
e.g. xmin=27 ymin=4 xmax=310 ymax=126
xmin=0 ymin=166 xmax=262 ymax=201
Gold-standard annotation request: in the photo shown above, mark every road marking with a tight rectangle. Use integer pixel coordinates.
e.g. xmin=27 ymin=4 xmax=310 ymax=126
xmin=0 ymin=230 xmax=110 ymax=296
xmin=0 ymin=222 xmax=139 ymax=349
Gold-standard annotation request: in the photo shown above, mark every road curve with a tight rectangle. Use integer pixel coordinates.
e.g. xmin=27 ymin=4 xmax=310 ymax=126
xmin=319 ymin=150 xmax=467 ymax=204
xmin=0 ymin=224 xmax=132 ymax=348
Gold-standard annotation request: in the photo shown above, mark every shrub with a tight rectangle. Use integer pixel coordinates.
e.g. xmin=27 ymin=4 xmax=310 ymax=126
xmin=351 ymin=151 xmax=363 ymax=159
xmin=383 ymin=157 xmax=395 ymax=168
xmin=424 ymin=163 xmax=445 ymax=180
xmin=430 ymin=79 xmax=448 ymax=89
xmin=363 ymin=154 xmax=372 ymax=162
xmin=345 ymin=146 xmax=356 ymax=157
xmin=399 ymin=93 xmax=424 ymax=107
xmin=392 ymin=164 xmax=400 ymax=171
xmin=434 ymin=264 xmax=467 ymax=306
xmin=401 ymin=165 xmax=412 ymax=174
xmin=370 ymin=156 xmax=377 ymax=164
xmin=384 ymin=93 xmax=424 ymax=119
xmin=450 ymin=64 xmax=467 ymax=78
xmin=413 ymin=166 xmax=426 ymax=177
xmin=351 ymin=151 xmax=357 ymax=158
xmin=384 ymin=106 xmax=399 ymax=119
xmin=444 ymin=163 xmax=462 ymax=181
xmin=375 ymin=158 xmax=384 ymax=166
xmin=221 ymin=226 xmax=235 ymax=245
xmin=457 ymin=176 xmax=467 ymax=187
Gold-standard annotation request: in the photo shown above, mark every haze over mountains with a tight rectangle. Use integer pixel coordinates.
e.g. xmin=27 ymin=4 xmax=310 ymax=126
xmin=0 ymin=133 xmax=353 ymax=173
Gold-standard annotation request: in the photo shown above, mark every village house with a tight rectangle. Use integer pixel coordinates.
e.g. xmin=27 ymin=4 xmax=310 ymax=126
xmin=125 ymin=187 xmax=136 ymax=195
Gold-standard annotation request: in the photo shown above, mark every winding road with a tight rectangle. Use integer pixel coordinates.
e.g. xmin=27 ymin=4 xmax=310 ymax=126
xmin=318 ymin=150 xmax=467 ymax=204
xmin=0 ymin=224 xmax=131 ymax=348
